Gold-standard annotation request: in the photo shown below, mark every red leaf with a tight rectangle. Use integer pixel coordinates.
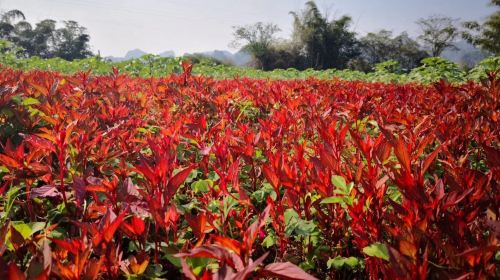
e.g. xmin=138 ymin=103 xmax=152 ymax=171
xmin=455 ymin=245 xmax=499 ymax=257
xmin=186 ymin=212 xmax=206 ymax=239
xmin=233 ymin=252 xmax=269 ymax=280
xmin=421 ymin=145 xmax=441 ymax=176
xmin=30 ymin=185 xmax=61 ymax=199
xmin=41 ymin=239 xmax=52 ymax=271
xmin=24 ymin=135 xmax=55 ymax=153
xmin=262 ymin=165 xmax=279 ymax=189
xmin=0 ymin=154 xmax=20 ymax=168
xmin=482 ymin=144 xmax=500 ymax=168
xmin=243 ymin=205 xmax=270 ymax=254
xmin=82 ymin=258 xmax=103 ymax=280
xmin=135 ymin=158 xmax=158 ymax=186
xmin=166 ymin=166 xmax=193 ymax=202
xmin=212 ymin=235 xmax=242 ymax=256
xmin=399 ymin=240 xmax=417 ymax=259
xmin=8 ymin=262 xmax=26 ymax=280
xmin=103 ymin=211 xmax=126 ymax=243
xmin=49 ymin=239 xmax=80 ymax=255
xmin=131 ymin=216 xmax=146 ymax=235
xmin=261 ymin=262 xmax=318 ymax=280
xmin=176 ymin=246 xmax=243 ymax=271
xmin=179 ymin=258 xmax=196 ymax=280
xmin=394 ymin=137 xmax=411 ymax=172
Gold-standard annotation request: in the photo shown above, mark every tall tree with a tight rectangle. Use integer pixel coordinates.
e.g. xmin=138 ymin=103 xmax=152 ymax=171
xmin=0 ymin=9 xmax=26 ymax=40
xmin=290 ymin=1 xmax=359 ymax=69
xmin=463 ymin=0 xmax=500 ymax=55
xmin=231 ymin=22 xmax=281 ymax=69
xmin=28 ymin=20 xmax=57 ymax=58
xmin=417 ymin=15 xmax=459 ymax=57
xmin=52 ymin=21 xmax=92 ymax=60
xmin=357 ymin=30 xmax=428 ymax=71
xmin=0 ymin=10 xmax=92 ymax=60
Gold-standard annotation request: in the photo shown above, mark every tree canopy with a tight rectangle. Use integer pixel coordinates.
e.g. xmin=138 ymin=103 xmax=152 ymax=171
xmin=463 ymin=0 xmax=500 ymax=55
xmin=231 ymin=22 xmax=282 ymax=70
xmin=0 ymin=9 xmax=92 ymax=60
xmin=355 ymin=30 xmax=428 ymax=71
xmin=290 ymin=1 xmax=359 ymax=69
xmin=417 ymin=15 xmax=459 ymax=57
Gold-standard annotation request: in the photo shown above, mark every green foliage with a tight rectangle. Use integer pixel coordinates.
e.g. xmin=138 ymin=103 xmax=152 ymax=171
xmin=356 ymin=31 xmax=428 ymax=71
xmin=409 ymin=57 xmax=465 ymax=83
xmin=462 ymin=0 xmax=500 ymax=55
xmin=362 ymin=243 xmax=390 ymax=261
xmin=284 ymin=209 xmax=317 ymax=238
xmin=0 ymin=48 xmax=498 ymax=84
xmin=467 ymin=54 xmax=500 ymax=80
xmin=0 ymin=39 xmax=22 ymax=66
xmin=327 ymin=256 xmax=362 ymax=270
xmin=0 ymin=10 xmax=92 ymax=60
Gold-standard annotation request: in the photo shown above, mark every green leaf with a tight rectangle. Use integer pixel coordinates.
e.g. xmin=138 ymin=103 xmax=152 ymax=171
xmin=299 ymin=259 xmax=316 ymax=271
xmin=262 ymin=231 xmax=276 ymax=248
xmin=12 ymin=223 xmax=32 ymax=239
xmin=30 ymin=222 xmax=46 ymax=234
xmin=284 ymin=208 xmax=299 ymax=225
xmin=252 ymin=183 xmax=277 ymax=203
xmin=284 ymin=209 xmax=317 ymax=237
xmin=22 ymin=97 xmax=40 ymax=106
xmin=12 ymin=222 xmax=45 ymax=239
xmin=343 ymin=257 xmax=360 ymax=268
xmin=331 ymin=175 xmax=346 ymax=190
xmin=191 ymin=179 xmax=212 ymax=193
xmin=136 ymin=127 xmax=149 ymax=134
xmin=363 ymin=243 xmax=390 ymax=261
xmin=327 ymin=256 xmax=360 ymax=269
xmin=0 ymin=165 xmax=9 ymax=173
xmin=320 ymin=197 xmax=344 ymax=204
xmin=10 ymin=95 xmax=22 ymax=104
xmin=331 ymin=175 xmax=352 ymax=195
xmin=145 ymin=264 xmax=164 ymax=278
xmin=188 ymin=257 xmax=213 ymax=276
xmin=164 ymin=246 xmax=181 ymax=268
xmin=294 ymin=220 xmax=316 ymax=236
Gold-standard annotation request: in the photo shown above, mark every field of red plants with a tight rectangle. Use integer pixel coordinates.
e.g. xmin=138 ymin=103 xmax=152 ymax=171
xmin=0 ymin=64 xmax=498 ymax=279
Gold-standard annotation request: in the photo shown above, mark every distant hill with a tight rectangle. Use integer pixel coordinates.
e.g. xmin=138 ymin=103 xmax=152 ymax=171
xmin=105 ymin=49 xmax=251 ymax=66
xmin=125 ymin=49 xmax=147 ymax=60
xmin=158 ymin=50 xmax=175 ymax=58
xmin=106 ymin=49 xmax=148 ymax=62
xmin=184 ymin=50 xmax=252 ymax=66
xmin=442 ymin=41 xmax=490 ymax=68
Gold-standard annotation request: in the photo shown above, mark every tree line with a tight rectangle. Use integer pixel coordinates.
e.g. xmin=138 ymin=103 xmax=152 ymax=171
xmin=0 ymin=10 xmax=92 ymax=60
xmin=0 ymin=1 xmax=498 ymax=69
xmin=232 ymin=0 xmax=500 ymax=71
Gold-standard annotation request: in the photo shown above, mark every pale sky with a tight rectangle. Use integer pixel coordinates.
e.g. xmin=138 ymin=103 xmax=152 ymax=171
xmin=0 ymin=0 xmax=495 ymax=57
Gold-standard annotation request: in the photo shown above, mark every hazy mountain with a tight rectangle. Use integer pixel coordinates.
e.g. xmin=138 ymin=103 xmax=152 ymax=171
xmin=124 ymin=49 xmax=147 ymax=60
xmin=106 ymin=49 xmax=174 ymax=62
xmin=106 ymin=49 xmax=147 ymax=62
xmin=200 ymin=50 xmax=234 ymax=63
xmin=184 ymin=50 xmax=252 ymax=66
xmin=442 ymin=41 xmax=490 ymax=68
xmin=104 ymin=43 xmax=489 ymax=68
xmin=159 ymin=50 xmax=175 ymax=58
xmin=106 ymin=48 xmax=252 ymax=66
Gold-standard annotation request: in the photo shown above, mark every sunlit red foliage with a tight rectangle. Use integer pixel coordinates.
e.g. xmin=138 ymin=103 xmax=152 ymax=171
xmin=0 ymin=65 xmax=498 ymax=279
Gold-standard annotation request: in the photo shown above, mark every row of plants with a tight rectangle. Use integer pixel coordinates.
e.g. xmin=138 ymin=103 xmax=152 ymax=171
xmin=0 ymin=63 xmax=498 ymax=279
xmin=1 ymin=40 xmax=499 ymax=83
